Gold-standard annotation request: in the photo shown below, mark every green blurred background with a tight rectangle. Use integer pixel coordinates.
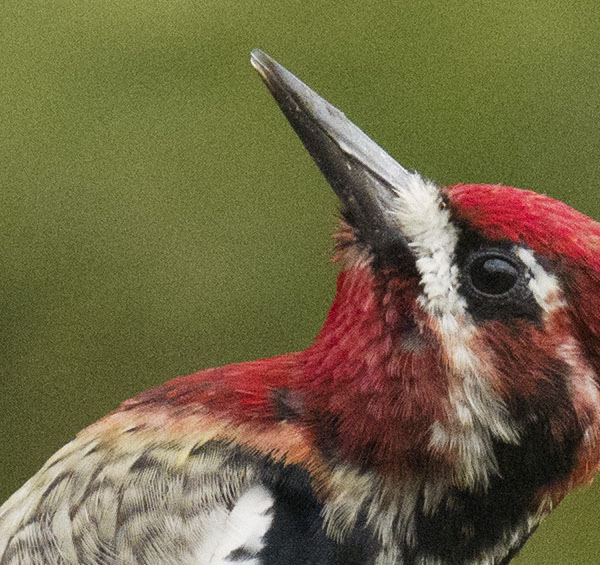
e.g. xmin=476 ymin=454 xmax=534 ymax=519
xmin=1 ymin=1 xmax=600 ymax=562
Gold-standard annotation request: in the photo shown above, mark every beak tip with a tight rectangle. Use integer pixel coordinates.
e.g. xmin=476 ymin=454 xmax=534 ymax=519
xmin=250 ymin=49 xmax=283 ymax=86
xmin=250 ymin=49 xmax=267 ymax=75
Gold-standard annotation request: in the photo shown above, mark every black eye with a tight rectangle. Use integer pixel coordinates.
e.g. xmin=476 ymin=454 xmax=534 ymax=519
xmin=469 ymin=255 xmax=520 ymax=296
xmin=458 ymin=242 xmax=538 ymax=322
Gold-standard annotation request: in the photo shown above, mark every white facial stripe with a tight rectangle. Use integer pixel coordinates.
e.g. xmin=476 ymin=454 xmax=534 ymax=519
xmin=516 ymin=247 xmax=564 ymax=313
xmin=387 ymin=174 xmax=465 ymax=319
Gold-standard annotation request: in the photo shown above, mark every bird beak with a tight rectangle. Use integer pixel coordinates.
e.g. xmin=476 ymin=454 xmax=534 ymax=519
xmin=250 ymin=49 xmax=422 ymax=249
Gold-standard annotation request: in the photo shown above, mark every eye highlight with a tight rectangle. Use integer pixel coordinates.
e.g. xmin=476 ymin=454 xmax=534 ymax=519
xmin=469 ymin=255 xmax=520 ymax=296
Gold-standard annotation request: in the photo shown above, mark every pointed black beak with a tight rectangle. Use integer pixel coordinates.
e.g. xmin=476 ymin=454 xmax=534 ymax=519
xmin=250 ymin=49 xmax=420 ymax=248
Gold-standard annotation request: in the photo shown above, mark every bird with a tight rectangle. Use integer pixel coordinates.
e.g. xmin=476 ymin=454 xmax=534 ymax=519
xmin=1 ymin=48 xmax=600 ymax=565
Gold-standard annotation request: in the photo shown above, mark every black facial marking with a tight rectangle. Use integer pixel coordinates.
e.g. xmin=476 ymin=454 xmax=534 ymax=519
xmin=414 ymin=359 xmax=581 ymax=563
xmin=371 ymin=238 xmax=420 ymax=280
xmin=339 ymin=206 xmax=419 ymax=279
xmin=455 ymin=227 xmax=542 ymax=323
xmin=340 ymin=205 xmax=410 ymax=258
xmin=504 ymin=358 xmax=582 ymax=484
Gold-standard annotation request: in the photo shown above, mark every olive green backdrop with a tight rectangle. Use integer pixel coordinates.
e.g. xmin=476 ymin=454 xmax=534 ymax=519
xmin=1 ymin=1 xmax=600 ymax=563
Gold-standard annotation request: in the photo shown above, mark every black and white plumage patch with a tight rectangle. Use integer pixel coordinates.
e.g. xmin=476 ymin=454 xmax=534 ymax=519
xmin=194 ymin=485 xmax=274 ymax=564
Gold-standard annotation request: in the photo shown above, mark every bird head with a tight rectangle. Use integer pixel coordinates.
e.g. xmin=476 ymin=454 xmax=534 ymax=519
xmin=251 ymin=50 xmax=600 ymax=507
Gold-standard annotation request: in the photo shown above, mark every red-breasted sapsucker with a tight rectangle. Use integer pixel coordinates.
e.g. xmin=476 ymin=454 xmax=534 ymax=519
xmin=1 ymin=50 xmax=600 ymax=565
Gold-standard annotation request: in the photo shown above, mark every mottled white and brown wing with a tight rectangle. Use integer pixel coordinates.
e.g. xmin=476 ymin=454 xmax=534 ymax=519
xmin=0 ymin=434 xmax=274 ymax=565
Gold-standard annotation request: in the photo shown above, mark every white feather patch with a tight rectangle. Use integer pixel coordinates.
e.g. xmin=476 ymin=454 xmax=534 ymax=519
xmin=516 ymin=247 xmax=564 ymax=313
xmin=388 ymin=174 xmax=464 ymax=320
xmin=194 ymin=484 xmax=274 ymax=565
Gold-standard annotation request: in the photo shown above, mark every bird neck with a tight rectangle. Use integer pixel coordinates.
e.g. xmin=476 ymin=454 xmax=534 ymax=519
xmin=298 ymin=265 xmax=446 ymax=473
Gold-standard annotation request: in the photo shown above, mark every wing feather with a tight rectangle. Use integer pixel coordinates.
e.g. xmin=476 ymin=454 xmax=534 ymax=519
xmin=0 ymin=434 xmax=274 ymax=565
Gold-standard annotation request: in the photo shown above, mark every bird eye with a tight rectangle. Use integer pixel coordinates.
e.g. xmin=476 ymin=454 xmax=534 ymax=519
xmin=469 ymin=255 xmax=520 ymax=296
